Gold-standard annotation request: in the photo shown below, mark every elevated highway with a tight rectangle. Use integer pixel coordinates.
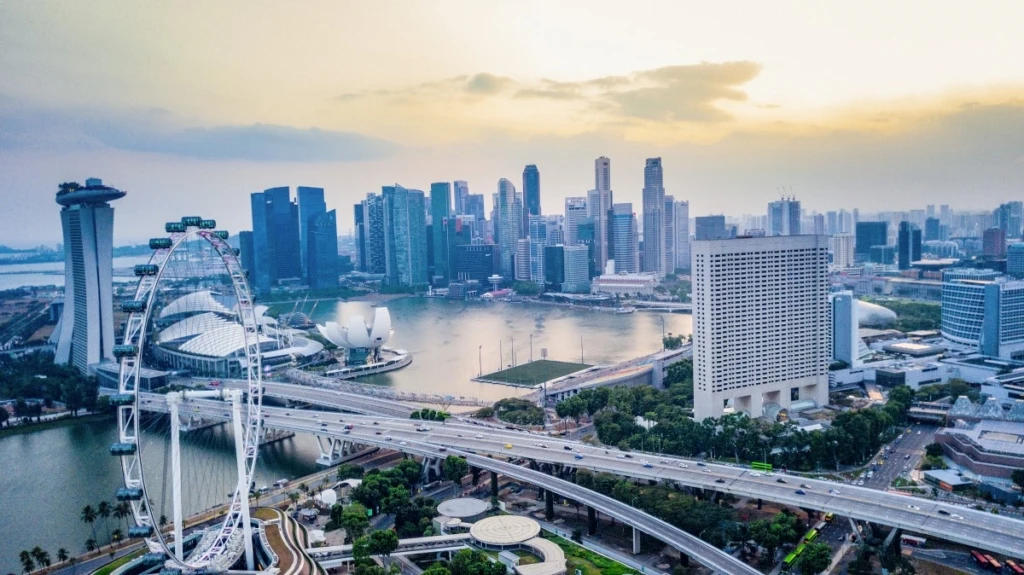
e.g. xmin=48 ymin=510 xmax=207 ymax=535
xmin=138 ymin=392 xmax=1024 ymax=562
xmin=308 ymin=534 xmax=472 ymax=568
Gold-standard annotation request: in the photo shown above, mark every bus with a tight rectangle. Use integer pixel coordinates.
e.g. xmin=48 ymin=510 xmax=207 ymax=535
xmin=984 ymin=555 xmax=1002 ymax=571
xmin=804 ymin=530 xmax=819 ymax=543
xmin=813 ymin=521 xmax=827 ymax=533
xmin=751 ymin=461 xmax=773 ymax=472
xmin=1006 ymin=559 xmax=1024 ymax=575
xmin=971 ymin=550 xmax=987 ymax=566
xmin=900 ymin=535 xmax=926 ymax=547
xmin=824 ymin=512 xmax=834 ymax=522
xmin=781 ymin=551 xmax=798 ymax=571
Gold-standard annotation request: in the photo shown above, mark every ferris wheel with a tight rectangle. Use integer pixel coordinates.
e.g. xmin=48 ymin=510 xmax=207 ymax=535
xmin=111 ymin=216 xmax=263 ymax=572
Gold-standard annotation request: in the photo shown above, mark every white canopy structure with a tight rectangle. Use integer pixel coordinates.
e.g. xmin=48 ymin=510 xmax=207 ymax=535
xmin=317 ymin=307 xmax=393 ymax=350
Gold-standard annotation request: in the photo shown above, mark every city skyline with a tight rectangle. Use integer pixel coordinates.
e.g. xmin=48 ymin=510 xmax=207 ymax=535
xmin=2 ymin=1 xmax=1024 ymax=245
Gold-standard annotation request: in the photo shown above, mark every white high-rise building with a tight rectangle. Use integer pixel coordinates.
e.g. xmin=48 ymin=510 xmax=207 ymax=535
xmin=54 ymin=178 xmax=125 ymax=375
xmin=592 ymin=157 xmax=612 ymax=272
xmin=497 ymin=178 xmax=522 ymax=278
xmin=641 ymin=158 xmax=665 ymax=276
xmin=515 ymin=239 xmax=531 ymax=282
xmin=673 ymin=200 xmax=690 ymax=271
xmin=564 ymin=197 xmax=588 ymax=245
xmin=830 ymin=234 xmax=855 ymax=270
xmin=692 ymin=235 xmax=830 ymax=420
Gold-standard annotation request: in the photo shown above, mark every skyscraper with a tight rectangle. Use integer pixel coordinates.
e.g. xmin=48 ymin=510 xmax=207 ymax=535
xmin=897 ymin=221 xmax=922 ymax=270
xmin=362 ymin=194 xmax=386 ymax=274
xmin=430 ymin=182 xmax=452 ymax=285
xmin=855 ymin=221 xmax=888 ymax=262
xmin=353 ymin=203 xmax=366 ymax=272
xmin=306 ymin=209 xmax=339 ymax=291
xmin=297 ymin=186 xmax=326 ymax=281
xmin=592 ymin=156 xmax=612 ymax=271
xmin=515 ymin=239 xmax=531 ymax=281
xmin=674 ymin=200 xmax=690 ymax=271
xmin=924 ymin=217 xmax=941 ymax=242
xmin=983 ymin=227 xmax=1007 ymax=259
xmin=576 ymin=218 xmax=598 ymax=279
xmin=523 ymin=165 xmax=541 ymax=238
xmin=692 ymin=235 xmax=830 ymax=420
xmin=250 ymin=186 xmax=301 ymax=293
xmin=664 ymin=195 xmax=676 ymax=275
xmin=562 ymin=244 xmax=591 ymax=293
xmin=994 ymin=201 xmax=1023 ymax=240
xmin=610 ymin=203 xmax=638 ymax=273
xmin=453 ymin=180 xmax=470 ymax=215
xmin=528 ymin=215 xmax=546 ymax=286
xmin=641 ymin=157 xmax=666 ymax=276
xmin=830 ymin=234 xmax=855 ymax=269
xmin=54 ymin=178 xmax=124 ymax=374
xmin=382 ymin=184 xmax=428 ymax=286
xmin=767 ymin=198 xmax=801 ymax=236
xmin=564 ymin=197 xmax=588 ymax=246
xmin=497 ymin=178 xmax=522 ymax=278
xmin=465 ymin=194 xmax=485 ymax=236
xmin=694 ymin=215 xmax=728 ymax=241
xmin=831 ymin=291 xmax=859 ymax=367
xmin=238 ymin=231 xmax=255 ymax=278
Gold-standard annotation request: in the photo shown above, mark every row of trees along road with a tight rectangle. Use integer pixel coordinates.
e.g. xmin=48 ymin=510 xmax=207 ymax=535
xmin=0 ymin=352 xmax=100 ymax=426
xmin=558 ymin=359 xmax=915 ymax=471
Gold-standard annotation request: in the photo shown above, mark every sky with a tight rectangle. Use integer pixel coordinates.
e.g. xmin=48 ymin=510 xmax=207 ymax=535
xmin=1 ymin=0 xmax=1023 ymax=246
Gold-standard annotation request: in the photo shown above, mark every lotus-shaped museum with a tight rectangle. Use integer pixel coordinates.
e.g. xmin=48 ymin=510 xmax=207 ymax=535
xmin=316 ymin=307 xmax=393 ymax=350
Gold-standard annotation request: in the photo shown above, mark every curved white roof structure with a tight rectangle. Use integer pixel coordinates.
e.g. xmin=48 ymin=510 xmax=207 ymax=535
xmin=179 ymin=325 xmax=275 ymax=357
xmin=857 ymin=300 xmax=898 ymax=326
xmin=317 ymin=307 xmax=393 ymax=349
xmin=158 ymin=312 xmax=234 ymax=344
xmin=159 ymin=290 xmax=233 ymax=319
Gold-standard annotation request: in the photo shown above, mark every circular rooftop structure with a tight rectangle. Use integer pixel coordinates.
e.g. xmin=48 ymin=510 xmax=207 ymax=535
xmin=470 ymin=516 xmax=540 ymax=546
xmin=437 ymin=497 xmax=490 ymax=520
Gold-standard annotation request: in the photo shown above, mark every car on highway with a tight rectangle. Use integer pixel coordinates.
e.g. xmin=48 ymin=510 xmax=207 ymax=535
xmin=574 ymin=454 xmax=584 ymax=460
xmin=642 ymin=460 xmax=653 ymax=468
xmin=504 ymin=443 xmax=513 ymax=449
xmin=624 ymin=454 xmax=633 ymax=459
xmin=905 ymin=454 xmax=911 ymax=460
xmin=475 ymin=434 xmax=484 ymax=439
xmin=438 ymin=447 xmax=447 ymax=452
xmin=937 ymin=508 xmax=950 ymax=515
xmin=696 ymin=462 xmax=707 ymax=467
xmin=616 ymin=454 xmax=626 ymax=459
xmin=750 ymin=472 xmax=761 ymax=477
xmin=678 ymin=463 xmax=688 ymax=468
xmin=312 ymin=414 xmax=319 ymax=418
xmin=715 ymin=478 xmax=725 ymax=484
xmin=564 ymin=446 xmax=573 ymax=451
xmin=800 ymin=483 xmax=811 ymax=489
xmin=829 ymin=489 xmax=841 ymax=495
xmin=857 ymin=480 xmax=865 ymax=485
xmin=795 ymin=489 xmax=806 ymax=495
xmin=384 ymin=436 xmax=393 ymax=441
xmin=777 ymin=478 xmax=787 ymax=483
xmin=399 ymin=441 xmax=408 ymax=446
xmin=374 ymin=431 xmax=382 ymax=435
xmin=285 ymin=412 xmax=291 ymax=416
xmin=907 ymin=504 xmax=920 ymax=510
xmin=320 ymin=422 xmax=327 ymax=428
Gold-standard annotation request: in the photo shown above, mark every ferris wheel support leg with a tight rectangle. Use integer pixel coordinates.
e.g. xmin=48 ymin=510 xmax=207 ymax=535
xmin=230 ymin=391 xmax=255 ymax=571
xmin=168 ymin=392 xmax=184 ymax=561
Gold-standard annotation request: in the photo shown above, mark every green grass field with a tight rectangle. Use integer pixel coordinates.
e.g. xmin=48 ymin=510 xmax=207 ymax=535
xmin=542 ymin=533 xmax=640 ymax=575
xmin=480 ymin=360 xmax=590 ymax=386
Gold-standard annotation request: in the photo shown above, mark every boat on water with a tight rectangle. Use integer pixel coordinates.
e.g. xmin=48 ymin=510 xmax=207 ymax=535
xmin=614 ymin=307 xmax=636 ymax=314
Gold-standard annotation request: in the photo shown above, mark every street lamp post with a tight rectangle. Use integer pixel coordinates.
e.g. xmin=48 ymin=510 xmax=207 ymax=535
xmin=530 ymin=334 xmax=533 ymax=363
xmin=511 ymin=336 xmax=515 ymax=367
xmin=478 ymin=345 xmax=482 ymax=376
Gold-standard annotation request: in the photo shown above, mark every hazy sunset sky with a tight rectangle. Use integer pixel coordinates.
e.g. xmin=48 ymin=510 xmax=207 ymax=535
xmin=1 ymin=1 xmax=1022 ymax=245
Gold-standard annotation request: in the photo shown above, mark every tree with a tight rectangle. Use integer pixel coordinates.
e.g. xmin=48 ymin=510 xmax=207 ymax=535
xmin=57 ymin=549 xmax=69 ymax=565
xmin=341 ymin=505 xmax=370 ymax=542
xmin=925 ymin=443 xmax=943 ymax=458
xmin=571 ymin=528 xmax=583 ymax=543
xmin=80 ymin=505 xmax=98 ymax=543
xmin=796 ymin=542 xmax=832 ymax=574
xmin=111 ymin=529 xmax=123 ymax=548
xmin=18 ymin=551 xmax=33 ymax=574
xmin=84 ymin=539 xmax=97 ymax=553
xmin=97 ymin=501 xmax=112 ymax=544
xmin=662 ymin=334 xmax=684 ymax=350
xmin=113 ymin=502 xmax=131 ymax=532
xmin=443 ymin=456 xmax=469 ymax=484
xmin=337 ymin=463 xmax=364 ymax=481
xmin=367 ymin=529 xmax=399 ymax=559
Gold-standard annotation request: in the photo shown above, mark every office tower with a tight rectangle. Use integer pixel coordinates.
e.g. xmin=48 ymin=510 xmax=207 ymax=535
xmin=641 ymin=157 xmax=666 ymax=275
xmin=831 ymin=291 xmax=859 ymax=367
xmin=238 ymin=231 xmax=255 ymax=278
xmin=610 ymin=203 xmax=638 ymax=273
xmin=465 ymin=194 xmax=485 ymax=236
xmin=664 ymin=195 xmax=676 ymax=274
xmin=515 ymin=239 xmax=531 ymax=281
xmin=497 ymin=178 xmax=522 ymax=278
xmin=361 ymin=194 xmax=386 ymax=274
xmin=897 ymin=221 xmax=922 ymax=270
xmin=994 ymin=202 xmax=1023 ymax=239
xmin=694 ymin=215 xmax=728 ymax=241
xmin=826 ymin=211 xmax=838 ymax=235
xmin=983 ymin=227 xmax=1007 ymax=258
xmin=767 ymin=197 xmax=801 ymax=236
xmin=674 ymin=200 xmax=690 ymax=271
xmin=926 ymin=204 xmax=936 ymax=219
xmin=53 ymin=178 xmax=124 ymax=374
xmin=942 ymin=270 xmax=1024 ymax=358
xmin=939 ymin=205 xmax=951 ymax=225
xmin=250 ymin=186 xmax=301 ymax=293
xmin=592 ymin=156 xmax=612 ymax=271
xmin=562 ymin=244 xmax=591 ymax=293
xmin=870 ymin=245 xmax=895 ymax=265
xmin=297 ymin=186 xmax=326 ymax=280
xmin=543 ymin=245 xmax=564 ymax=291
xmin=830 ymin=234 xmax=855 ymax=270
xmin=564 ymin=197 xmax=588 ymax=245
xmin=353 ymin=204 xmax=366 ymax=272
xmin=837 ymin=209 xmax=853 ymax=234
xmin=490 ymin=193 xmax=500 ymax=245
xmin=307 ymin=209 xmax=339 ymax=291
xmin=382 ymin=184 xmax=428 ymax=286
xmin=1008 ymin=244 xmax=1024 ymax=276
xmin=453 ymin=244 xmax=499 ymax=282
xmin=430 ymin=182 xmax=453 ymax=285
xmin=528 ymin=215 xmax=547 ymax=286
xmin=545 ymin=215 xmax=564 ymax=246
xmin=453 ymin=180 xmax=470 ymax=215
xmin=854 ymin=221 xmax=888 ymax=262
xmin=812 ymin=214 xmax=825 ymax=236
xmin=924 ymin=217 xmax=941 ymax=242
xmin=523 ymin=165 xmax=541 ymax=239
xmin=691 ymin=235 xmax=830 ymax=420
xmin=576 ymin=218 xmax=598 ymax=278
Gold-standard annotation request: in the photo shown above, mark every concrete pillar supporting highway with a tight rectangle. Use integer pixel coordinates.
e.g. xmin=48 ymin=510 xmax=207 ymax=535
xmin=537 ymin=486 xmax=545 ymax=501
xmin=490 ymin=471 xmax=499 ymax=498
xmin=882 ymin=527 xmax=900 ymax=552
xmin=756 ymin=498 xmax=762 ymax=510
xmin=545 ymin=490 xmax=554 ymax=521
xmin=632 ymin=527 xmax=641 ymax=554
xmin=587 ymin=506 xmax=597 ymax=535
xmin=315 ymin=435 xmax=348 ymax=466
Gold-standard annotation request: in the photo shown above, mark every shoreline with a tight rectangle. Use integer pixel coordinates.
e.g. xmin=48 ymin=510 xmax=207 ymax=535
xmin=0 ymin=411 xmax=114 ymax=439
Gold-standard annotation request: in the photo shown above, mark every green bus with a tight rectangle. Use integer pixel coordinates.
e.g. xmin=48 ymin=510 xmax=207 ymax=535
xmin=805 ymin=529 xmax=819 ymax=543
xmin=751 ymin=461 xmax=773 ymax=472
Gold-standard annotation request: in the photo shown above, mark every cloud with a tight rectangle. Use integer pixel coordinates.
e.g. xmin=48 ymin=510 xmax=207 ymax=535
xmin=465 ymin=73 xmax=513 ymax=95
xmin=607 ymin=62 xmax=762 ymax=122
xmin=0 ymin=98 xmax=398 ymax=162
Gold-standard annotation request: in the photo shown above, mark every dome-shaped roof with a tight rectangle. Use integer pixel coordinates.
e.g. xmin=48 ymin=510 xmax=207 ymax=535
xmin=857 ymin=300 xmax=898 ymax=327
xmin=317 ymin=307 xmax=393 ymax=349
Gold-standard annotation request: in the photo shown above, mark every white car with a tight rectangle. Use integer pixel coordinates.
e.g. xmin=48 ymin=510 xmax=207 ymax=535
xmin=659 ymin=460 xmax=669 ymax=465
xmin=750 ymin=472 xmax=761 ymax=477
xmin=678 ymin=462 xmax=688 ymax=468
xmin=475 ymin=434 xmax=484 ymax=439
xmin=616 ymin=454 xmax=626 ymax=459
xmin=400 ymin=441 xmax=408 ymax=446
xmin=907 ymin=504 xmax=920 ymax=510
xmin=829 ymin=489 xmax=840 ymax=495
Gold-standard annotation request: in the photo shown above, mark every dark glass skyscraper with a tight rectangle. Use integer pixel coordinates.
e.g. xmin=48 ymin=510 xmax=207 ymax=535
xmin=297 ymin=186 xmax=326 ymax=281
xmin=307 ymin=209 xmax=339 ymax=290
xmin=430 ymin=182 xmax=452 ymax=285
xmin=641 ymin=157 xmax=665 ymax=275
xmin=694 ymin=215 xmax=728 ymax=241
xmin=382 ymin=184 xmax=428 ymax=286
xmin=897 ymin=221 xmax=921 ymax=270
xmin=523 ymin=164 xmax=541 ymax=237
xmin=353 ymin=203 xmax=366 ymax=272
xmin=238 ymin=231 xmax=254 ymax=278
xmin=250 ymin=186 xmax=300 ymax=293
xmin=466 ymin=194 xmax=485 ymax=237
xmin=855 ymin=221 xmax=888 ymax=262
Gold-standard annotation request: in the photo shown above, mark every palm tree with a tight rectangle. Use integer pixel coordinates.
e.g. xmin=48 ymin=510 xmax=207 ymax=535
xmin=298 ymin=482 xmax=308 ymax=499
xmin=111 ymin=529 xmax=123 ymax=550
xmin=113 ymin=502 xmax=131 ymax=532
xmin=80 ymin=505 xmax=98 ymax=543
xmin=29 ymin=548 xmax=45 ymax=568
xmin=18 ymin=551 xmax=33 ymax=574
xmin=56 ymin=549 xmax=69 ymax=565
xmin=97 ymin=501 xmax=112 ymax=545
xmin=85 ymin=539 xmax=97 ymax=553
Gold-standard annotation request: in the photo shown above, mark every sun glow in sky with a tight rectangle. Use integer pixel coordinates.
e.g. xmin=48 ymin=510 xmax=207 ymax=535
xmin=1 ymin=1 xmax=1022 ymax=244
